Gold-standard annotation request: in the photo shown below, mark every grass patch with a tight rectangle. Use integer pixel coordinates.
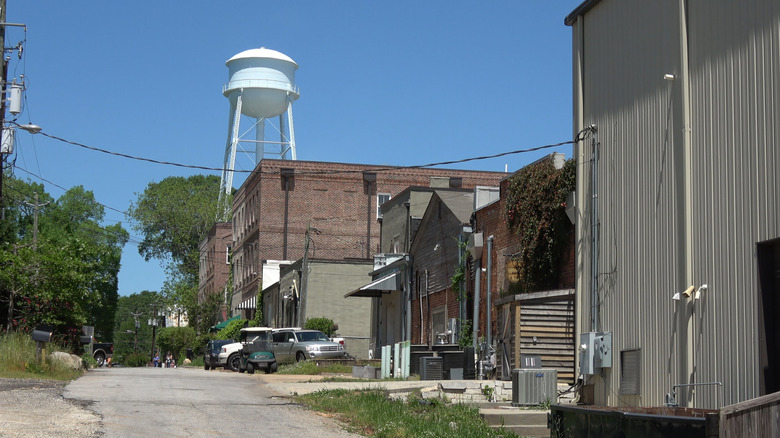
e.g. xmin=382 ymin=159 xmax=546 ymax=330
xmin=297 ymin=389 xmax=518 ymax=438
xmin=0 ymin=332 xmax=84 ymax=381
xmin=277 ymin=360 xmax=352 ymax=375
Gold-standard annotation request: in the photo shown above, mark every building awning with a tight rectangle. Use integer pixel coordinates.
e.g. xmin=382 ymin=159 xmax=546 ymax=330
xmin=345 ymin=271 xmax=401 ymax=298
xmin=212 ymin=314 xmax=240 ymax=331
xmin=235 ymin=295 xmax=257 ymax=310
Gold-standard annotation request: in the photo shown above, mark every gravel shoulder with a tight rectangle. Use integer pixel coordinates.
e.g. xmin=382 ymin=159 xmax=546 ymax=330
xmin=0 ymin=378 xmax=100 ymax=438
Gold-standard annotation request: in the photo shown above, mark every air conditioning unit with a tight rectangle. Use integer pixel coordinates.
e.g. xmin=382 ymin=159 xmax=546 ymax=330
xmin=512 ymin=369 xmax=557 ymax=406
xmin=420 ymin=356 xmax=443 ymax=380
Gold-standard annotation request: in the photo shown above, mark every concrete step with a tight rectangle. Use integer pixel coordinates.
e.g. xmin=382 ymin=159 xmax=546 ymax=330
xmin=480 ymin=408 xmax=548 ymax=425
xmin=480 ymin=408 xmax=549 ymax=438
xmin=492 ymin=424 xmax=550 ymax=438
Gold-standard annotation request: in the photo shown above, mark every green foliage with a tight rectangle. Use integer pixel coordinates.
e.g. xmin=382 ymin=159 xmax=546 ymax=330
xmin=0 ymin=179 xmax=127 ymax=347
xmin=482 ymin=384 xmax=495 ymax=402
xmin=457 ymin=319 xmax=473 ymax=348
xmin=252 ymin=284 xmax=264 ymax=326
xmin=304 ymin=317 xmax=337 ymax=336
xmin=297 ymin=389 xmax=518 ymax=437
xmin=0 ymin=332 xmax=83 ymax=380
xmin=450 ymin=238 xmax=470 ymax=303
xmin=127 ymin=175 xmax=222 ymax=333
xmin=123 ymin=352 xmax=149 ymax=367
xmin=216 ymin=318 xmax=249 ymax=341
xmin=112 ymin=291 xmax=165 ymax=362
xmin=277 ymin=360 xmax=353 ymax=375
xmin=127 ymin=174 xmax=221 ymax=282
xmin=81 ymin=352 xmax=97 ymax=369
xmin=504 ymin=158 xmax=575 ymax=291
xmin=156 ymin=326 xmax=197 ymax=362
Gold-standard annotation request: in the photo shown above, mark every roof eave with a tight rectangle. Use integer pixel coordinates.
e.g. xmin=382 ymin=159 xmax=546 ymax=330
xmin=564 ymin=0 xmax=602 ymax=26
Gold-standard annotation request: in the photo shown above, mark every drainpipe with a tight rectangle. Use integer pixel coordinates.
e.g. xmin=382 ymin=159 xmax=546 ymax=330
xmin=363 ymin=172 xmax=376 ymax=258
xmin=281 ymin=169 xmax=293 ymax=260
xmin=486 ymin=235 xmax=494 ymax=348
xmin=573 ymin=14 xmax=586 ymax=382
xmin=472 ymin=257 xmax=481 ymax=361
xmin=590 ymin=128 xmax=599 ymax=333
xmin=678 ymin=0 xmax=695 ymax=407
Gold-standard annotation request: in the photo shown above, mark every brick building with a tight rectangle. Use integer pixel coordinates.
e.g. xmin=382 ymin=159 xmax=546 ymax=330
xmin=198 ymin=222 xmax=232 ymax=321
xmin=229 ymin=159 xmax=508 ymax=317
xmin=471 ymin=152 xmax=576 ymax=381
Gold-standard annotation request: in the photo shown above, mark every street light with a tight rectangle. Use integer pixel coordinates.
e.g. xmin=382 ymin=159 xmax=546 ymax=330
xmin=0 ymin=123 xmax=41 ymax=217
xmin=18 ymin=123 xmax=41 ymax=134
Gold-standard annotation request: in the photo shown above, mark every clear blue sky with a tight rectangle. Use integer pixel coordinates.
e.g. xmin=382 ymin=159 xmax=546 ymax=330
xmin=7 ymin=1 xmax=583 ymax=296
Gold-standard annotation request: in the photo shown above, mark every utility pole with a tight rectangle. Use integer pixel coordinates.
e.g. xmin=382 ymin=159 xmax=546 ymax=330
xmin=297 ymin=226 xmax=310 ymax=327
xmin=0 ymin=0 xmax=7 ymax=214
xmin=130 ymin=310 xmax=142 ymax=353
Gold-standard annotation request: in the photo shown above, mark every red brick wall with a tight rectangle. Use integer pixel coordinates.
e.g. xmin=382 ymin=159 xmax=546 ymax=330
xmin=198 ymin=222 xmax=232 ymax=316
xmin=410 ymin=287 xmax=460 ymax=345
xmin=472 ymin=172 xmax=575 ymax=341
xmin=233 ymin=159 xmax=508 ymax=300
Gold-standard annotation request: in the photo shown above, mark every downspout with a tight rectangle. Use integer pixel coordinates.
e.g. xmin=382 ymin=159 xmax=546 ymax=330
xmin=590 ymin=128 xmax=599 ymax=333
xmin=486 ymin=236 xmax=494 ymax=348
xmin=419 ymin=271 xmax=424 ymax=344
xmin=573 ymin=13 xmax=586 ymax=382
xmin=472 ymin=257 xmax=481 ymax=357
xmin=405 ymin=202 xmax=412 ymax=343
xmin=363 ymin=173 xmax=376 ymax=258
xmin=678 ymin=0 xmax=695 ymax=407
xmin=367 ymin=186 xmax=372 ymax=258
xmin=426 ymin=270 xmax=431 ymax=346
xmin=282 ymin=172 xmax=291 ymax=260
xmin=405 ymin=255 xmax=412 ymax=342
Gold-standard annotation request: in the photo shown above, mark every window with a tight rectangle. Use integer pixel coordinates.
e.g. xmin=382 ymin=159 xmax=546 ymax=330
xmin=432 ymin=306 xmax=446 ymax=339
xmin=620 ymin=349 xmax=641 ymax=395
xmin=377 ymin=193 xmax=391 ymax=219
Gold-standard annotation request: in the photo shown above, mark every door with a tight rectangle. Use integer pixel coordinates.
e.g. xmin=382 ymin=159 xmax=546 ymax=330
xmin=272 ymin=331 xmax=294 ymax=364
xmin=758 ymin=238 xmax=780 ymax=395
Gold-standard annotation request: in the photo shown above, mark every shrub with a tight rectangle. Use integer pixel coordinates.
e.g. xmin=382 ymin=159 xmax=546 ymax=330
xmin=304 ymin=317 xmax=337 ymax=337
xmin=124 ymin=352 xmax=149 ymax=367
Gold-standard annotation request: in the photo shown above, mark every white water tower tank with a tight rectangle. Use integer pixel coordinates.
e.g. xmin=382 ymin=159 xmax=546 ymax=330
xmin=223 ymin=47 xmax=299 ymax=119
xmin=218 ymin=47 xmax=301 ymax=221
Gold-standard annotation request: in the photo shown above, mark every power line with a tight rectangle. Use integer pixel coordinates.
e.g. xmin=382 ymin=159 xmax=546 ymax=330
xmin=21 ymin=122 xmax=577 ymax=176
xmin=13 ymin=164 xmax=131 ymax=217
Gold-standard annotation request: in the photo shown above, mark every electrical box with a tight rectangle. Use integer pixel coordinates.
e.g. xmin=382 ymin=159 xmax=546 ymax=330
xmin=579 ymin=332 xmax=612 ymax=375
xmin=1 ymin=128 xmax=14 ymax=154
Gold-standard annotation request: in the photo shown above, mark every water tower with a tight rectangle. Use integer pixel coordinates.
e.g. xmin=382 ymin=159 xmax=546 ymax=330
xmin=218 ymin=47 xmax=300 ymax=215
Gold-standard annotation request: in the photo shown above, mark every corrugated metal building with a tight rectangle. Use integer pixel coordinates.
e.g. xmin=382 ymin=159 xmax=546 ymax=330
xmin=567 ymin=0 xmax=780 ymax=408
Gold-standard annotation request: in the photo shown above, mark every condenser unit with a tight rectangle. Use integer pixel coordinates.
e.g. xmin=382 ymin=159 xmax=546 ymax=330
xmin=420 ymin=356 xmax=443 ymax=380
xmin=512 ymin=369 xmax=557 ymax=406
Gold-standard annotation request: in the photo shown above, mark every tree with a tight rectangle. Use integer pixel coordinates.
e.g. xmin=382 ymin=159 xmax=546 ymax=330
xmin=156 ymin=325 xmax=197 ymax=363
xmin=127 ymin=175 xmax=222 ymax=332
xmin=0 ymin=179 xmax=127 ymax=348
xmin=113 ymin=291 xmax=164 ymax=364
xmin=128 ymin=175 xmax=221 ymax=281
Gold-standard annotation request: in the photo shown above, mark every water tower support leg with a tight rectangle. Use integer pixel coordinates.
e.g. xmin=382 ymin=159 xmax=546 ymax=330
xmin=287 ymin=104 xmax=297 ymax=160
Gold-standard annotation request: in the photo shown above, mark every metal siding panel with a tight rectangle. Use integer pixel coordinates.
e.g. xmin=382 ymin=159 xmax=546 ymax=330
xmin=687 ymin=0 xmax=780 ymax=407
xmin=578 ymin=0 xmax=683 ymax=407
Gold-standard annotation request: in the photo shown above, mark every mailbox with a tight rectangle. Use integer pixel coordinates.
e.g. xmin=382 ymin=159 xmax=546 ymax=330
xmin=79 ymin=335 xmax=93 ymax=345
xmin=32 ymin=329 xmax=53 ymax=343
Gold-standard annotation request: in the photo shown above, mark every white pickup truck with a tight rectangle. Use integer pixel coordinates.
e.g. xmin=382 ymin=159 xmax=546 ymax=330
xmin=217 ymin=341 xmax=243 ymax=371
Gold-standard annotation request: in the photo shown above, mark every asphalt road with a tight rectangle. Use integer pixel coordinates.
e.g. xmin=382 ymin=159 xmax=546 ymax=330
xmin=58 ymin=366 xmax=360 ymax=438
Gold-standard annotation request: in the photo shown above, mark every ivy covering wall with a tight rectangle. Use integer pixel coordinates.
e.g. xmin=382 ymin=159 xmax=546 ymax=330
xmin=504 ymin=158 xmax=575 ymax=292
